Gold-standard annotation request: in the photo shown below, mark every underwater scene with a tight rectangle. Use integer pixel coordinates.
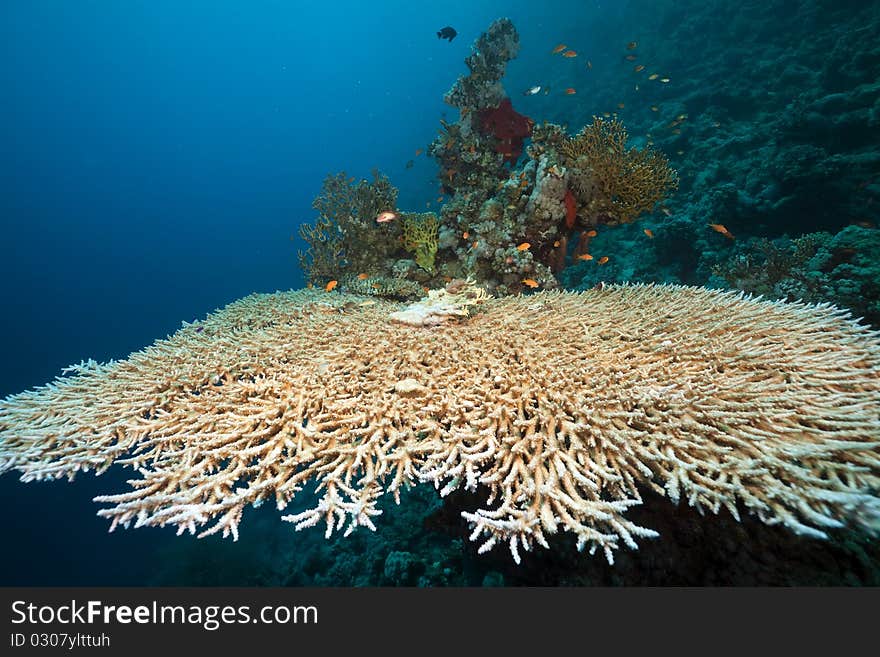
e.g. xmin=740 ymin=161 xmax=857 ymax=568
xmin=1 ymin=0 xmax=879 ymax=586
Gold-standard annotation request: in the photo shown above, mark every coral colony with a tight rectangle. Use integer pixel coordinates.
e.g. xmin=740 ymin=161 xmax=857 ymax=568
xmin=1 ymin=19 xmax=878 ymax=565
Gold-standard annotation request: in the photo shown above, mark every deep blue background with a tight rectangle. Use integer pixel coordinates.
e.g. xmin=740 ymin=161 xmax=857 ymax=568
xmin=0 ymin=0 xmax=634 ymax=584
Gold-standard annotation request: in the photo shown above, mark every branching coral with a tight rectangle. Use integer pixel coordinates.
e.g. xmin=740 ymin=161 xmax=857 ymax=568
xmin=560 ymin=116 xmax=679 ymax=225
xmin=1 ymin=285 xmax=878 ymax=564
xmin=400 ymin=212 xmax=440 ymax=273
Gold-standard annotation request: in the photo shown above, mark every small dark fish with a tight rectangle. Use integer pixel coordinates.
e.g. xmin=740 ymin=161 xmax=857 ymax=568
xmin=195 ymin=326 xmax=204 ymax=333
xmin=437 ymin=26 xmax=457 ymax=42
xmin=405 ymin=159 xmax=414 ymax=169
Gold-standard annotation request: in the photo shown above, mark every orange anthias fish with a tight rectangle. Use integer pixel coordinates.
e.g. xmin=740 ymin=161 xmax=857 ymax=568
xmin=585 ymin=229 xmax=597 ymax=237
xmin=325 ymin=280 xmax=338 ymax=292
xmin=462 ymin=231 xmax=470 ymax=240
xmin=376 ymin=211 xmax=398 ymax=223
xmin=522 ymin=278 xmax=540 ymax=288
xmin=634 ymin=64 xmax=646 ymax=72
xmin=516 ymin=242 xmax=531 ymax=251
xmin=644 ymin=229 xmax=654 ymax=238
xmin=577 ymin=253 xmax=593 ymax=261
xmin=565 ymin=87 xmax=576 ymax=95
xmin=357 ymin=273 xmax=369 ymax=280
xmin=562 ymin=50 xmax=577 ymax=58
xmin=552 ymin=43 xmax=567 ymax=54
xmin=708 ymin=223 xmax=735 ymax=240
xmin=598 ymin=256 xmax=610 ymax=265
xmin=415 ymin=148 xmax=423 ymax=156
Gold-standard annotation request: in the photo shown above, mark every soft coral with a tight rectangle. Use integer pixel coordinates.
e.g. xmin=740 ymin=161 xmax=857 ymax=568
xmin=478 ymin=98 xmax=532 ymax=164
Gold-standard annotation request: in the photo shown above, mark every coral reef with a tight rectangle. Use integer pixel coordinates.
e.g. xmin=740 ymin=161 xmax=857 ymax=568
xmin=294 ymin=18 xmax=680 ymax=301
xmin=2 ymin=285 xmax=878 ymax=565
xmin=712 ymin=225 xmax=880 ymax=326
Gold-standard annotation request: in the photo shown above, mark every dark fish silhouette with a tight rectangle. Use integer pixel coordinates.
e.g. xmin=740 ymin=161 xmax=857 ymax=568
xmin=437 ymin=26 xmax=457 ymax=42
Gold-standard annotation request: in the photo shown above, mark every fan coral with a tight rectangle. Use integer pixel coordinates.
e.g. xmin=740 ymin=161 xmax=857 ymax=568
xmin=1 ymin=285 xmax=878 ymax=564
xmin=400 ymin=212 xmax=440 ymax=273
xmin=298 ymin=170 xmax=398 ymax=284
xmin=561 ymin=116 xmax=678 ymax=224
xmin=478 ymin=98 xmax=532 ymax=164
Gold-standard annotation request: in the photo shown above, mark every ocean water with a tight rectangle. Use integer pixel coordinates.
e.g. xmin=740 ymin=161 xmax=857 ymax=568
xmin=1 ymin=0 xmax=878 ymax=585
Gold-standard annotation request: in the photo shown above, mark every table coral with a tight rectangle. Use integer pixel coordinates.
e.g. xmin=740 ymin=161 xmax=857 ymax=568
xmin=1 ymin=285 xmax=878 ymax=564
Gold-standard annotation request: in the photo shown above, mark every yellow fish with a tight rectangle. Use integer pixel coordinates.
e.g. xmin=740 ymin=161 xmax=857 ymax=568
xmin=522 ymin=278 xmax=540 ymax=288
xmin=516 ymin=242 xmax=531 ymax=251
